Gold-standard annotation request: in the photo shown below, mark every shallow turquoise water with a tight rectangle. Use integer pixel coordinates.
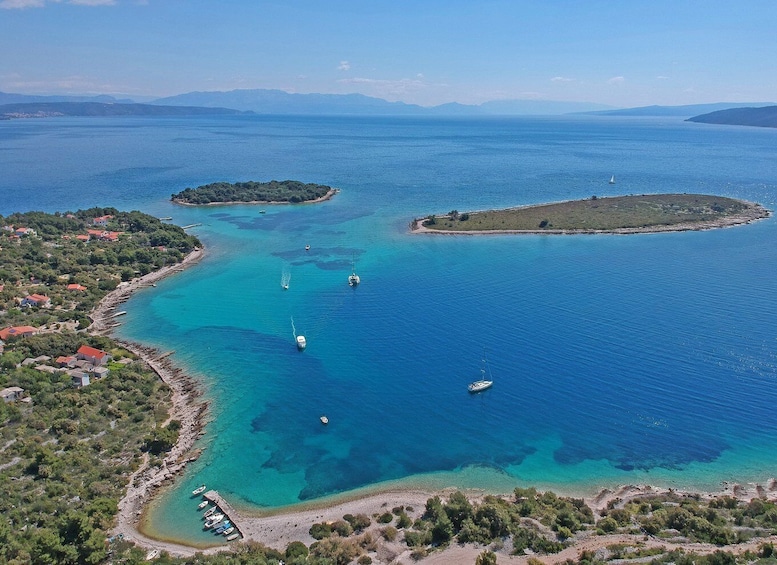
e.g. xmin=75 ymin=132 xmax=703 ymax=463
xmin=2 ymin=115 xmax=777 ymax=545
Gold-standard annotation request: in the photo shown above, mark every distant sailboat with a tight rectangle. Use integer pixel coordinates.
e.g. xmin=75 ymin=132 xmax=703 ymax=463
xmin=609 ymin=175 xmax=616 ymax=185
xmin=468 ymin=350 xmax=494 ymax=393
xmin=348 ymin=257 xmax=360 ymax=287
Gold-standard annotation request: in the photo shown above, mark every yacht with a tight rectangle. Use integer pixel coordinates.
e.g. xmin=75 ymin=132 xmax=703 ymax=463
xmin=468 ymin=351 xmax=494 ymax=393
xmin=348 ymin=258 xmax=360 ymax=287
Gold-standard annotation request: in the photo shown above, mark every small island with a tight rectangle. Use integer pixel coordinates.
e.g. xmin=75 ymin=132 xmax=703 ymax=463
xmin=170 ymin=180 xmax=337 ymax=205
xmin=412 ymin=193 xmax=770 ymax=235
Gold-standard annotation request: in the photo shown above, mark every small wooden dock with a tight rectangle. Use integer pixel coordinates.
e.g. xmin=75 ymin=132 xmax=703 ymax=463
xmin=203 ymin=490 xmax=243 ymax=541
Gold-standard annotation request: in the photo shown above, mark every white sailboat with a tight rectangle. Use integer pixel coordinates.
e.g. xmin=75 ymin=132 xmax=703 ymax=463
xmin=348 ymin=258 xmax=360 ymax=287
xmin=609 ymin=175 xmax=616 ymax=185
xmin=468 ymin=350 xmax=493 ymax=393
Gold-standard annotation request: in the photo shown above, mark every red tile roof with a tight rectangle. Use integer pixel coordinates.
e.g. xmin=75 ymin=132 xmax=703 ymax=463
xmin=0 ymin=326 xmax=38 ymax=340
xmin=77 ymin=345 xmax=109 ymax=360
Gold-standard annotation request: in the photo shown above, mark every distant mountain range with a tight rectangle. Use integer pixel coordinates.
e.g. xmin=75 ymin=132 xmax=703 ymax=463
xmin=0 ymin=101 xmax=248 ymax=119
xmin=581 ymin=102 xmax=777 ymax=118
xmin=686 ymin=105 xmax=777 ymax=128
xmin=1 ymin=90 xmax=775 ymax=121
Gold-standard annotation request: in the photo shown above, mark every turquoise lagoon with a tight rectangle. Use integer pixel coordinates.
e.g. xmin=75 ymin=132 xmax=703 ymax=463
xmin=2 ymin=115 xmax=777 ymax=545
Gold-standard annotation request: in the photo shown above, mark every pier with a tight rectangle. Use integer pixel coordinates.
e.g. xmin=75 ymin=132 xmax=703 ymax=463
xmin=181 ymin=223 xmax=202 ymax=230
xmin=203 ymin=490 xmax=243 ymax=541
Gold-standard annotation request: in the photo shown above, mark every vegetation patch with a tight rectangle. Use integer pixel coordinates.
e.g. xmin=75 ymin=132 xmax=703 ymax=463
xmin=170 ymin=180 xmax=335 ymax=205
xmin=414 ymin=194 xmax=768 ymax=233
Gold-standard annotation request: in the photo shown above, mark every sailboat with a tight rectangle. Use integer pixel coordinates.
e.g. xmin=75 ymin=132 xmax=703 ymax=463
xmin=348 ymin=258 xmax=360 ymax=287
xmin=609 ymin=175 xmax=616 ymax=185
xmin=468 ymin=350 xmax=493 ymax=393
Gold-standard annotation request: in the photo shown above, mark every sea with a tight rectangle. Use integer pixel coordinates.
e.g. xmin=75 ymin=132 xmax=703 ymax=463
xmin=2 ymin=114 xmax=777 ymax=546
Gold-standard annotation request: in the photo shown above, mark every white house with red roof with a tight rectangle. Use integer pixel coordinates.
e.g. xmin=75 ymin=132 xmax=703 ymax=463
xmin=93 ymin=215 xmax=114 ymax=226
xmin=21 ymin=294 xmax=51 ymax=307
xmin=76 ymin=344 xmax=112 ymax=366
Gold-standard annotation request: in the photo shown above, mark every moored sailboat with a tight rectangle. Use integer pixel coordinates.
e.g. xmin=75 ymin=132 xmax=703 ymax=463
xmin=468 ymin=350 xmax=494 ymax=393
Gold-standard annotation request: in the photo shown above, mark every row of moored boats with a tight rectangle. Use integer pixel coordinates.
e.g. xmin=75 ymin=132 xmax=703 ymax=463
xmin=193 ymin=486 xmax=240 ymax=541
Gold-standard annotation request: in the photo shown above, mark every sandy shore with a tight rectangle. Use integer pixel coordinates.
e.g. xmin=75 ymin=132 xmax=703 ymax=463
xmin=93 ymin=246 xmax=777 ymax=563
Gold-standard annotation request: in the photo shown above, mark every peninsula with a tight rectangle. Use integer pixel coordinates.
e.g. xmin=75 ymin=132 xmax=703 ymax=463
xmin=170 ymin=179 xmax=337 ymax=205
xmin=412 ymin=194 xmax=770 ymax=234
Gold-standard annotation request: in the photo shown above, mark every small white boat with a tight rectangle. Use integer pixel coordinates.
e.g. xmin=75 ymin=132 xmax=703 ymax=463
xmin=320 ymin=415 xmax=329 ymax=425
xmin=226 ymin=533 xmax=240 ymax=541
xmin=145 ymin=549 xmax=159 ymax=561
xmin=197 ymin=500 xmax=209 ymax=509
xmin=609 ymin=175 xmax=616 ymax=184
xmin=192 ymin=484 xmax=206 ymax=495
xmin=204 ymin=514 xmax=224 ymax=529
xmin=296 ymin=335 xmax=307 ymax=351
xmin=468 ymin=350 xmax=494 ymax=393
xmin=203 ymin=506 xmax=217 ymax=518
xmin=222 ymin=526 xmax=235 ymax=536
xmin=305 ymin=244 xmax=311 ymax=251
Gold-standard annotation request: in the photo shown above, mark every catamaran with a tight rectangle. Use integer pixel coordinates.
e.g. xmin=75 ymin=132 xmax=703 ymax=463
xmin=348 ymin=257 xmax=360 ymax=287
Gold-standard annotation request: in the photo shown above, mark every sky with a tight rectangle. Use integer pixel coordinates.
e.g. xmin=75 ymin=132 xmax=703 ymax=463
xmin=1 ymin=0 xmax=776 ymax=108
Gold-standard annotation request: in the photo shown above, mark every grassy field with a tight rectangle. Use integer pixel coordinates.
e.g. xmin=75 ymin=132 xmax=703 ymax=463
xmin=417 ymin=194 xmax=767 ymax=233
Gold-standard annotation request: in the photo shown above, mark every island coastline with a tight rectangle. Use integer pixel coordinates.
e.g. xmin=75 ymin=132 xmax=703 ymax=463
xmin=411 ymin=195 xmax=770 ymax=235
xmin=96 ymin=245 xmax=777 ymax=563
xmin=171 ymin=187 xmax=339 ymax=206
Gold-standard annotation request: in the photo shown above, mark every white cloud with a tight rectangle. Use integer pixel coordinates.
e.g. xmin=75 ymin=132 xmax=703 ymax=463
xmin=608 ymin=76 xmax=625 ymax=84
xmin=0 ymin=0 xmax=45 ymax=9
xmin=69 ymin=0 xmax=115 ymax=4
xmin=337 ymin=61 xmax=351 ymax=71
xmin=656 ymin=75 xmax=670 ymax=80
xmin=551 ymin=76 xmax=574 ymax=82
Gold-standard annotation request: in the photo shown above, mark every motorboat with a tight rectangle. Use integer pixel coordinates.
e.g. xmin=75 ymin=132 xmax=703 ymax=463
xmin=223 ymin=526 xmax=235 ymax=536
xmin=226 ymin=533 xmax=240 ymax=541
xmin=192 ymin=484 xmax=206 ymax=495
xmin=197 ymin=500 xmax=209 ymax=509
xmin=320 ymin=415 xmax=329 ymax=425
xmin=296 ymin=335 xmax=307 ymax=351
xmin=203 ymin=506 xmax=217 ymax=518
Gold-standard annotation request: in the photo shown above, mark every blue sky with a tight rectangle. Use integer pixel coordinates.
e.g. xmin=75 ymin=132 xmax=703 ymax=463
xmin=1 ymin=0 xmax=775 ymax=107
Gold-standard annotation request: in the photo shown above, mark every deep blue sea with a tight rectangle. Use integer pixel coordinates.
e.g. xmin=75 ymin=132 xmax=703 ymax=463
xmin=2 ymin=114 xmax=777 ymax=546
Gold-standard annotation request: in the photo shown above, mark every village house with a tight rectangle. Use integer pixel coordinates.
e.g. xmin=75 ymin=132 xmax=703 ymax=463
xmin=67 ymin=283 xmax=88 ymax=291
xmin=56 ymin=355 xmax=77 ymax=368
xmin=21 ymin=294 xmax=51 ymax=308
xmin=68 ymin=369 xmax=90 ymax=388
xmin=1 ymin=387 xmax=25 ymax=403
xmin=14 ymin=227 xmax=36 ymax=237
xmin=76 ymin=344 xmax=112 ymax=366
xmin=0 ymin=325 xmax=38 ymax=341
xmin=93 ymin=214 xmax=114 ymax=226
